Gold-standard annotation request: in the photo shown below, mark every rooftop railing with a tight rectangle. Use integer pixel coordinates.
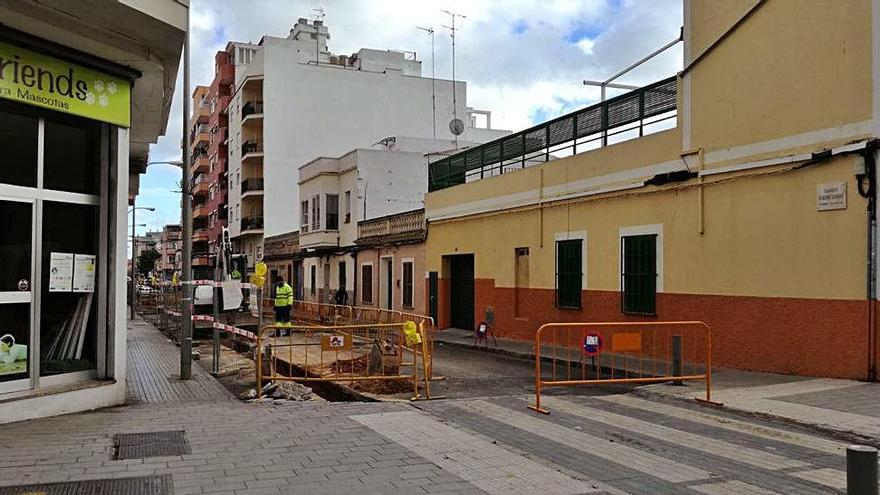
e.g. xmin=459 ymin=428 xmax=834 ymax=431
xmin=428 ymin=76 xmax=677 ymax=192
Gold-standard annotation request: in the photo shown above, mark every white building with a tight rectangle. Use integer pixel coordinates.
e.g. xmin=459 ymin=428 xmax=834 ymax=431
xmin=0 ymin=1 xmax=185 ymax=423
xmin=225 ymin=18 xmax=505 ymax=267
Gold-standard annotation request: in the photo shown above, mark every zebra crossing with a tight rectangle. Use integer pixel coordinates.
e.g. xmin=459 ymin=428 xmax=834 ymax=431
xmin=355 ymin=392 xmax=852 ymax=494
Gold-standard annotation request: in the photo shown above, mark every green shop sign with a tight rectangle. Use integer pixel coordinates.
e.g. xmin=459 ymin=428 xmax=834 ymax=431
xmin=0 ymin=40 xmax=130 ymax=127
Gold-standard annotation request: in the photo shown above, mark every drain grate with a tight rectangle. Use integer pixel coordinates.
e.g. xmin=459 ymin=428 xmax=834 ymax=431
xmin=0 ymin=474 xmax=172 ymax=494
xmin=113 ymin=430 xmax=190 ymax=460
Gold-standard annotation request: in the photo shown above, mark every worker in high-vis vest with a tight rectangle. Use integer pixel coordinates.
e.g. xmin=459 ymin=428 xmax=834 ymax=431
xmin=274 ymin=275 xmax=293 ymax=327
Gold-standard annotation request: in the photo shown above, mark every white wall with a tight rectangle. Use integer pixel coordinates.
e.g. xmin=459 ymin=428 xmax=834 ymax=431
xmin=356 ymin=149 xmax=427 ymax=221
xmin=261 ymin=37 xmax=468 ymax=237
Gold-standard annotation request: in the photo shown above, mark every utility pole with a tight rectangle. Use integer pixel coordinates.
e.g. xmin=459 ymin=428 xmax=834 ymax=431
xmin=180 ymin=3 xmax=193 ymax=380
xmin=442 ymin=9 xmax=466 ymax=146
xmin=417 ymin=26 xmax=436 ymax=139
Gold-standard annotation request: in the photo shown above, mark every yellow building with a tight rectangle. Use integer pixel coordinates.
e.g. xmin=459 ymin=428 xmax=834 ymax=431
xmin=424 ymin=0 xmax=880 ymax=380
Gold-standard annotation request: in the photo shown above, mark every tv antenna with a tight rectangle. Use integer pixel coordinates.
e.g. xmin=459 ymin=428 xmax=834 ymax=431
xmin=417 ymin=26 xmax=436 ymax=139
xmin=441 ymin=9 xmax=466 ymax=145
xmin=311 ymin=7 xmax=325 ymax=65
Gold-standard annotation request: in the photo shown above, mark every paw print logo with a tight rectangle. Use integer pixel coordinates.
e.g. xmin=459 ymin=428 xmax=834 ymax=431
xmin=85 ymin=92 xmax=95 ymax=105
xmin=107 ymin=82 xmax=117 ymax=95
xmin=93 ymin=80 xmax=105 ymax=92
xmin=99 ymin=94 xmax=109 ymax=107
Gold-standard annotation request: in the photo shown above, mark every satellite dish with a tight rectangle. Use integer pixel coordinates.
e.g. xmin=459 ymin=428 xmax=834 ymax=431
xmin=449 ymin=118 xmax=464 ymax=136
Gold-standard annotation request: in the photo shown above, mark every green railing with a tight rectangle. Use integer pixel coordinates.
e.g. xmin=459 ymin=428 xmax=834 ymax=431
xmin=428 ymin=76 xmax=677 ymax=192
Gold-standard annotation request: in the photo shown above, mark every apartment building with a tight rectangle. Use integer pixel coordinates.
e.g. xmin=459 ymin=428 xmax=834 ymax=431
xmin=297 ymin=137 xmax=466 ymax=310
xmin=0 ymin=1 xmax=185 ymax=422
xmin=424 ymin=0 xmax=880 ymax=381
xmin=157 ymin=224 xmax=183 ymax=281
xmin=189 ymin=85 xmax=211 ymax=278
xmin=225 ymin=18 xmax=504 ymax=270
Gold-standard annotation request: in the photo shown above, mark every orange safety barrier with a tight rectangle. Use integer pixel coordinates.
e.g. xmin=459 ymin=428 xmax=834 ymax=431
xmin=256 ymin=321 xmax=433 ymax=401
xmin=529 ymin=321 xmax=717 ymax=414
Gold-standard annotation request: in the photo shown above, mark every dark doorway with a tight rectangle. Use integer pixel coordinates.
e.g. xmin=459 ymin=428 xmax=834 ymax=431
xmin=428 ymin=271 xmax=438 ymax=324
xmin=449 ymin=254 xmax=474 ymax=330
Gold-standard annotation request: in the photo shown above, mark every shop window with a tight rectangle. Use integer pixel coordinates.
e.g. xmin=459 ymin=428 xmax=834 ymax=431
xmin=326 ymin=194 xmax=339 ymax=230
xmin=362 ymin=264 xmax=373 ymax=304
xmin=402 ymin=261 xmax=414 ymax=308
xmin=43 ymin=113 xmax=99 ymax=195
xmin=41 ymin=201 xmax=100 ymax=376
xmin=621 ymin=234 xmax=657 ymax=315
xmin=555 ymin=240 xmax=582 ymax=309
xmin=0 ymin=101 xmax=38 ymax=187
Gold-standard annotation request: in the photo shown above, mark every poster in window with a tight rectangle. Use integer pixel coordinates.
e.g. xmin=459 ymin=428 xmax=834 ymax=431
xmin=72 ymin=254 xmax=96 ymax=292
xmin=49 ymin=252 xmax=74 ymax=292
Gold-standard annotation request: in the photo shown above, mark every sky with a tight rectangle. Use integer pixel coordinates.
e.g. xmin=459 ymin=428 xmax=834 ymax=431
xmin=136 ymin=0 xmax=683 ymax=238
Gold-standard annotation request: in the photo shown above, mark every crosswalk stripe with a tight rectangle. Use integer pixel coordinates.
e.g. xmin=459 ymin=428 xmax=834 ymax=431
xmin=454 ymin=399 xmax=714 ymax=483
xmin=691 ymin=480 xmax=781 ymax=495
xmin=790 ymin=468 xmax=846 ymax=490
xmin=351 ymin=411 xmax=604 ymax=495
xmin=598 ymin=394 xmax=845 ymax=456
xmin=542 ymin=396 xmax=808 ymax=470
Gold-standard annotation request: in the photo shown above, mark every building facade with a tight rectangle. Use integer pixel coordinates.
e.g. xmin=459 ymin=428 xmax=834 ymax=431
xmin=224 ymin=18 xmax=503 ymax=271
xmin=297 ymin=137 xmax=455 ymax=309
xmin=157 ymin=224 xmax=182 ymax=281
xmin=189 ymin=85 xmax=211 ymax=279
xmin=424 ymin=0 xmax=880 ymax=381
xmin=0 ymin=0 xmax=185 ymax=422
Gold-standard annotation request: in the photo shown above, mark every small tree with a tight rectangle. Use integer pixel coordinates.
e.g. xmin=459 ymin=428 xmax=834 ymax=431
xmin=137 ymin=248 xmax=161 ymax=277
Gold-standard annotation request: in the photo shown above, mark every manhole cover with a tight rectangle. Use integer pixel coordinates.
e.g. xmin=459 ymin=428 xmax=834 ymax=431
xmin=113 ymin=430 xmax=190 ymax=460
xmin=0 ymin=474 xmax=172 ymax=494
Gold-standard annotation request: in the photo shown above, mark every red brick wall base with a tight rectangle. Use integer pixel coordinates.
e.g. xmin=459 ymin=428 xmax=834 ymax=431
xmin=439 ymin=279 xmax=872 ymax=380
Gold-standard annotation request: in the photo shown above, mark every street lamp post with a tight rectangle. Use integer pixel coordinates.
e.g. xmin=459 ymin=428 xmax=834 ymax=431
xmin=129 ymin=206 xmax=155 ymax=319
xmin=180 ymin=3 xmax=193 ymax=380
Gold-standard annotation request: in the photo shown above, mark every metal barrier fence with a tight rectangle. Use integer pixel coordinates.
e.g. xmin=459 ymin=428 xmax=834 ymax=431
xmin=428 ymin=76 xmax=677 ymax=192
xmin=256 ymin=322 xmax=432 ymax=400
xmin=136 ymin=283 xmax=437 ymax=397
xmin=529 ymin=321 xmax=714 ymax=414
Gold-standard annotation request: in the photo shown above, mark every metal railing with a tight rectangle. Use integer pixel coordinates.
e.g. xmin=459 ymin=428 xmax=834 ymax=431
xmin=240 ymin=216 xmax=264 ymax=232
xmin=256 ymin=322 xmax=432 ymax=401
xmin=428 ymin=76 xmax=677 ymax=192
xmin=529 ymin=321 xmax=715 ymax=414
xmin=242 ymin=139 xmax=263 ymax=156
xmin=241 ymin=178 xmax=264 ymax=194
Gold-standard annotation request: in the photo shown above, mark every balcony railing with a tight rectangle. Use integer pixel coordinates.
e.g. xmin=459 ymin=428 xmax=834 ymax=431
xmin=241 ymin=178 xmax=264 ymax=194
xmin=428 ymin=76 xmax=677 ymax=192
xmin=241 ymin=216 xmax=264 ymax=232
xmin=242 ymin=139 xmax=263 ymax=156
xmin=357 ymin=209 xmax=426 ymax=241
xmin=192 ymin=229 xmax=209 ymax=242
xmin=242 ymin=100 xmax=264 ymax=118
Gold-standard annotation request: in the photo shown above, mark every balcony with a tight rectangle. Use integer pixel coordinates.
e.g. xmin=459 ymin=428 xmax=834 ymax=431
xmin=242 ymin=100 xmax=264 ymax=124
xmin=193 ymin=154 xmax=209 ymax=174
xmin=357 ymin=209 xmax=426 ymax=246
xmin=195 ymin=103 xmax=210 ymax=123
xmin=242 ymin=139 xmax=264 ymax=162
xmin=240 ymin=216 xmax=264 ymax=234
xmin=191 ymin=123 xmax=209 ymax=145
xmin=193 ymin=228 xmax=209 ymax=242
xmin=192 ymin=174 xmax=210 ymax=196
xmin=193 ymin=255 xmax=213 ymax=267
xmin=428 ymin=76 xmax=677 ymax=192
xmin=193 ymin=205 xmax=209 ymax=219
xmin=218 ymin=64 xmax=234 ymax=85
xmin=241 ymin=178 xmax=264 ymax=196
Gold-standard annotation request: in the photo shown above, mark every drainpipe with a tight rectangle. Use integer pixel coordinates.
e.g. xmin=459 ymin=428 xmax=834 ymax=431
xmin=857 ymin=144 xmax=878 ymax=381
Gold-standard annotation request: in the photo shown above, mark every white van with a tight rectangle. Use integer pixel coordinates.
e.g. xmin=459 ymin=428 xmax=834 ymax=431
xmin=193 ymin=285 xmax=214 ymax=314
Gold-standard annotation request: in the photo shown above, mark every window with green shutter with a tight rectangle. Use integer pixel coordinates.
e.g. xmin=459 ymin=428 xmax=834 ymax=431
xmin=621 ymin=234 xmax=657 ymax=315
xmin=556 ymin=239 xmax=582 ymax=309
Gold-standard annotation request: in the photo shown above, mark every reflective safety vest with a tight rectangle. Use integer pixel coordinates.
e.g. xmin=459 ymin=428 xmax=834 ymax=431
xmin=275 ymin=283 xmax=293 ymax=307
xmin=230 ymin=269 xmax=241 ymax=280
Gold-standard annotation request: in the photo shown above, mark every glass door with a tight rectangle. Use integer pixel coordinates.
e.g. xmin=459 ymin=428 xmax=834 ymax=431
xmin=0 ymin=199 xmax=35 ymax=393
